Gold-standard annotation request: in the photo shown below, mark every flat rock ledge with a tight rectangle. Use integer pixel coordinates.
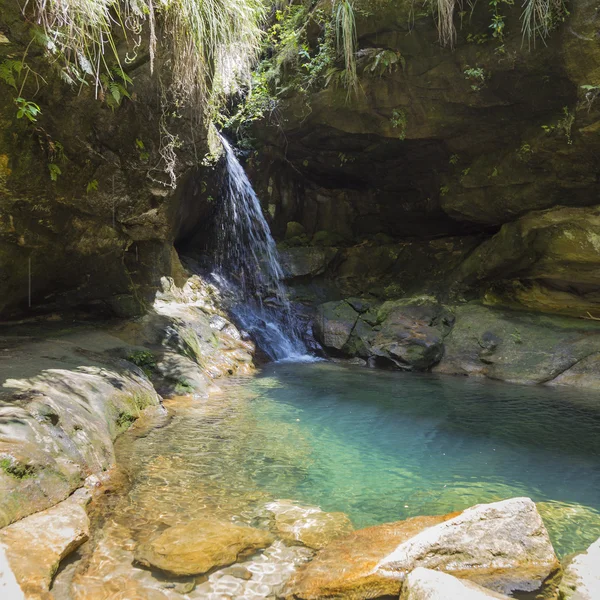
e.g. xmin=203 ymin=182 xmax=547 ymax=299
xmin=0 ymin=488 xmax=90 ymax=598
xmin=400 ymin=568 xmax=511 ymax=600
xmin=134 ymin=519 xmax=275 ymax=576
xmin=285 ymin=497 xmax=560 ymax=600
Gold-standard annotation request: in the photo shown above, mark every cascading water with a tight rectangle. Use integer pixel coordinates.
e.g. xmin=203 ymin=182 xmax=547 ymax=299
xmin=209 ymin=134 xmax=310 ymax=361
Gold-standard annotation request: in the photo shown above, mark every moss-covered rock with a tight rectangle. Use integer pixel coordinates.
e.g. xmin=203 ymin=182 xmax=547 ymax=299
xmin=435 ymin=303 xmax=600 ymax=385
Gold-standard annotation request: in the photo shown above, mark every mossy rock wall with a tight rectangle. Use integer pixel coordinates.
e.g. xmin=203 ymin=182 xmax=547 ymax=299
xmin=248 ymin=0 xmax=600 ymax=318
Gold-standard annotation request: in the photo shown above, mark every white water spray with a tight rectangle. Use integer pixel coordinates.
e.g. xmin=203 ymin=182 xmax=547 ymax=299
xmin=211 ymin=134 xmax=311 ymax=361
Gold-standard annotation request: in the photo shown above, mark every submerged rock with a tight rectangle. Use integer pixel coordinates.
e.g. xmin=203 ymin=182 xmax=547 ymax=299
xmin=559 ymin=537 xmax=600 ymax=600
xmin=0 ymin=489 xmax=90 ymax=597
xmin=264 ymin=500 xmax=354 ymax=550
xmin=400 ymin=568 xmax=511 ymax=600
xmin=134 ymin=519 xmax=274 ymax=576
xmin=285 ymin=497 xmax=559 ymax=599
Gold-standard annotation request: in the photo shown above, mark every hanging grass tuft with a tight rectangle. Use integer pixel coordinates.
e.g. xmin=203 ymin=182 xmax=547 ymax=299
xmin=27 ymin=0 xmax=266 ymax=106
xmin=334 ymin=0 xmax=358 ymax=96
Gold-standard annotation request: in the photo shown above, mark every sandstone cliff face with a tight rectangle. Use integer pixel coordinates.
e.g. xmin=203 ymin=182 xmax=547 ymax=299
xmin=247 ymin=0 xmax=600 ymax=318
xmin=0 ymin=0 xmax=219 ymax=318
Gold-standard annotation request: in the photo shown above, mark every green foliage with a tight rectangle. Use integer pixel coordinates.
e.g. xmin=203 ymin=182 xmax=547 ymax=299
xmin=464 ymin=66 xmax=489 ymax=91
xmin=334 ymin=0 xmax=358 ymax=95
xmin=86 ymin=179 xmax=99 ymax=193
xmin=390 ymin=109 xmax=407 ymax=140
xmin=174 ymin=380 xmax=195 ymax=394
xmin=429 ymin=0 xmax=568 ymax=48
xmin=542 ymin=106 xmax=574 ymax=144
xmin=363 ymin=48 xmax=404 ymax=77
xmin=0 ymin=59 xmax=23 ymax=90
xmin=15 ymin=97 xmax=41 ymax=122
xmin=488 ymin=0 xmax=514 ymax=42
xmin=30 ymin=0 xmax=266 ymax=111
xmin=48 ymin=163 xmax=62 ymax=181
xmin=517 ymin=142 xmax=533 ymax=161
xmin=100 ymin=65 xmax=132 ymax=110
xmin=127 ymin=350 xmax=156 ymax=377
xmin=521 ymin=0 xmax=569 ymax=47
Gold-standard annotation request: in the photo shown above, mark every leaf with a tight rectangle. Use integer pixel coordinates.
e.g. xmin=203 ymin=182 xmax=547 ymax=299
xmin=48 ymin=163 xmax=61 ymax=181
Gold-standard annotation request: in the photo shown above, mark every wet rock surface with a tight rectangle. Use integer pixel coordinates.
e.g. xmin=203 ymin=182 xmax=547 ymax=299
xmin=135 ymin=519 xmax=275 ymax=576
xmin=284 ymin=514 xmax=453 ymax=599
xmin=400 ymin=568 xmax=512 ymax=600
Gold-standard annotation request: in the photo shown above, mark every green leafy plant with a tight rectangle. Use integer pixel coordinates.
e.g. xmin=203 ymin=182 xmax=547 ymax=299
xmin=390 ymin=109 xmax=407 ymax=140
xmin=127 ymin=350 xmax=156 ymax=377
xmin=464 ymin=66 xmax=489 ymax=91
xmin=14 ymin=97 xmax=41 ymax=122
xmin=48 ymin=163 xmax=62 ymax=181
xmin=86 ymin=179 xmax=99 ymax=193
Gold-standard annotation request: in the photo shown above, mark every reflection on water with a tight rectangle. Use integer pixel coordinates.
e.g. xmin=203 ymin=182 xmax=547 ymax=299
xmin=77 ymin=363 xmax=600 ymax=595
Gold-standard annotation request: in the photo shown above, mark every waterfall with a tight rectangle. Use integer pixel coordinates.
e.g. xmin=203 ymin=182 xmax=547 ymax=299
xmin=210 ymin=134 xmax=310 ymax=361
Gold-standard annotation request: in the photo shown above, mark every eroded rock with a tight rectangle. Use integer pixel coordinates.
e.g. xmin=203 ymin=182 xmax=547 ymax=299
xmin=134 ymin=519 xmax=274 ymax=576
xmin=400 ymin=568 xmax=511 ymax=600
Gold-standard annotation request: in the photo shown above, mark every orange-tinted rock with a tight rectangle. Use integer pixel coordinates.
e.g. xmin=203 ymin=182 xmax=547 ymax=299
xmin=284 ymin=514 xmax=454 ymax=599
xmin=135 ymin=519 xmax=274 ymax=576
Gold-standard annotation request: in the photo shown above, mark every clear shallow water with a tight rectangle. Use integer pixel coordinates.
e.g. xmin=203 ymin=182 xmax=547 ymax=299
xmin=243 ymin=362 xmax=600 ymax=556
xmin=99 ymin=361 xmax=600 ymax=574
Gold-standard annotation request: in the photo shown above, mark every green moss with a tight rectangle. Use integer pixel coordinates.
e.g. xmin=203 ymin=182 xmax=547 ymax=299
xmin=0 ymin=456 xmax=35 ymax=479
xmin=174 ymin=379 xmax=195 ymax=395
xmin=127 ymin=349 xmax=156 ymax=377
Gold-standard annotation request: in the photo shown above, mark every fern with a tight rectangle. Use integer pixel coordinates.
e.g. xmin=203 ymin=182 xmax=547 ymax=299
xmin=0 ymin=60 xmax=24 ymax=90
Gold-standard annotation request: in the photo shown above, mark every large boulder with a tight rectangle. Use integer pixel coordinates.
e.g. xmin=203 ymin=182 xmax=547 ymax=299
xmin=134 ymin=519 xmax=274 ymax=576
xmin=559 ymin=537 xmax=600 ymax=600
xmin=457 ymin=206 xmax=600 ymax=316
xmin=279 ymin=247 xmax=338 ymax=279
xmin=285 ymin=498 xmax=559 ymax=599
xmin=313 ymin=300 xmax=360 ymax=351
xmin=313 ymin=297 xmax=452 ymax=371
xmin=400 ymin=568 xmax=511 ymax=600
xmin=376 ymin=497 xmax=560 ymax=596
xmin=366 ymin=299 xmax=451 ymax=370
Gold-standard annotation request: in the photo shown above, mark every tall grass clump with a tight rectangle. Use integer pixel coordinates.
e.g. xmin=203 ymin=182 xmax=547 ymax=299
xmin=521 ymin=0 xmax=568 ymax=46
